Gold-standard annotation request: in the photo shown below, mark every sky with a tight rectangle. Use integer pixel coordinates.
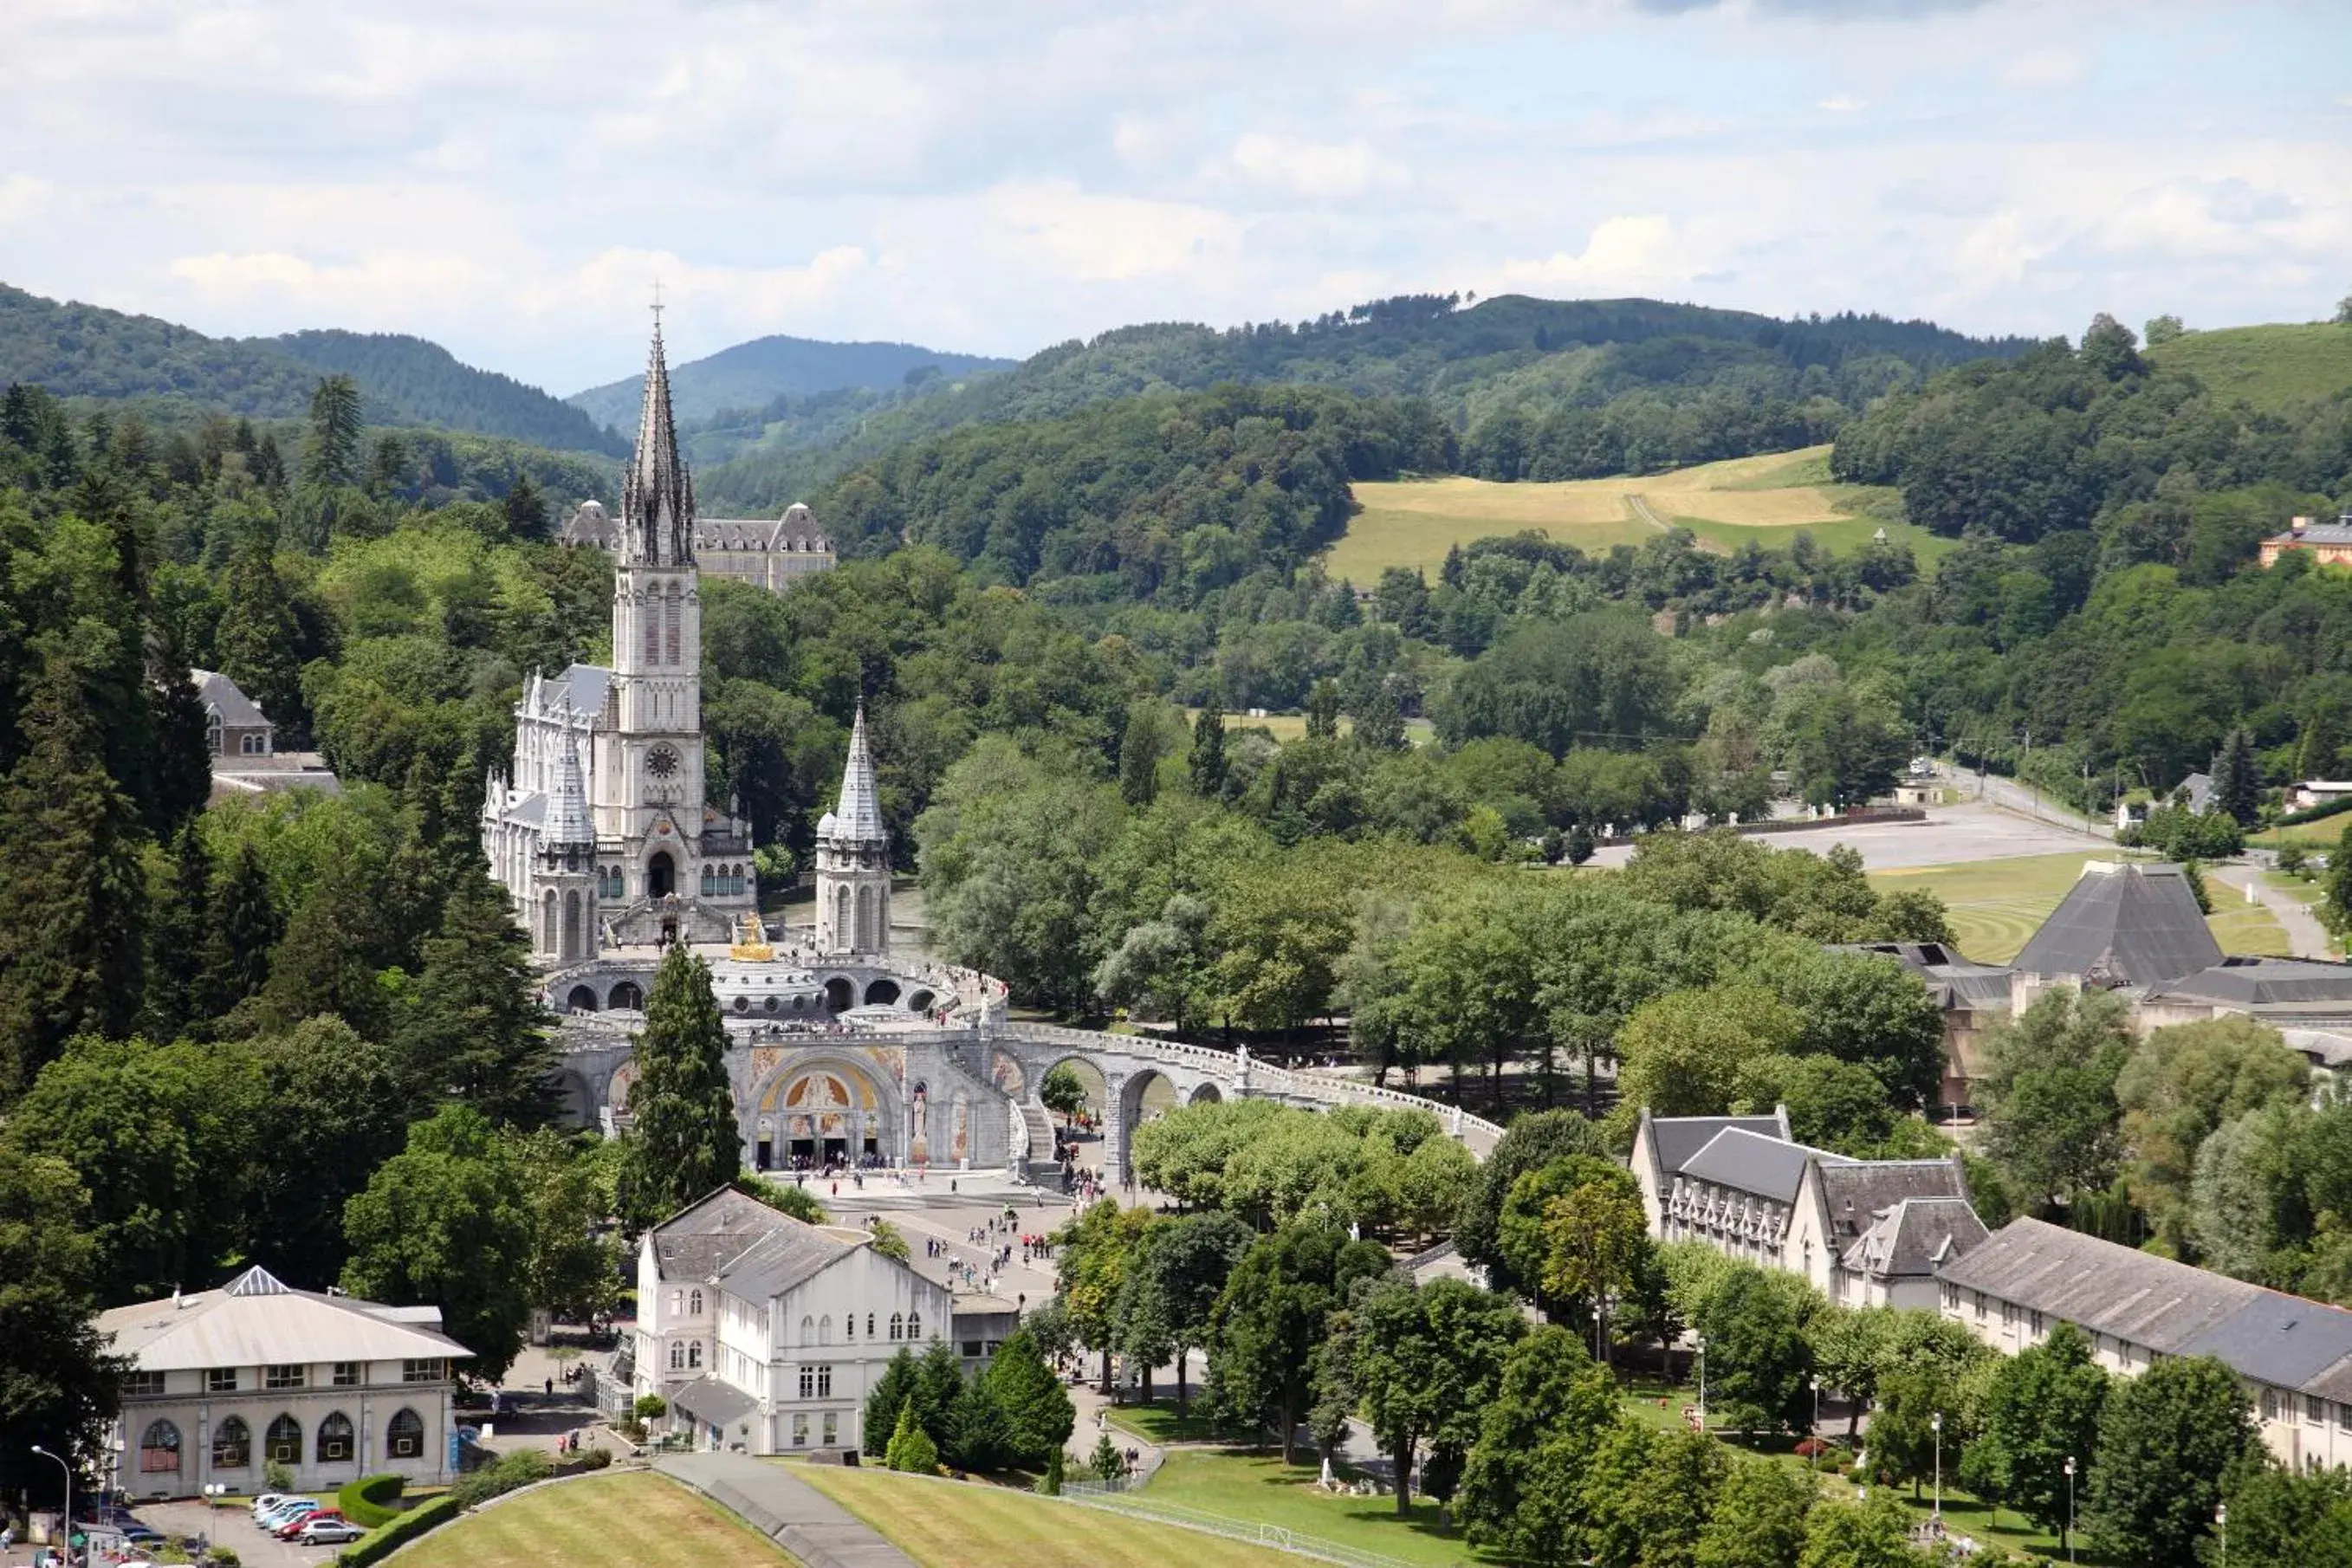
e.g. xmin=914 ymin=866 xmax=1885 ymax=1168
xmin=3 ymin=0 xmax=2349 ymax=396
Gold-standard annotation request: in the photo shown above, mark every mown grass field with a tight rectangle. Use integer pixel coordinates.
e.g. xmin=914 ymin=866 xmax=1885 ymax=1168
xmin=2148 ymin=322 xmax=2352 ymax=413
xmin=1868 ymin=852 xmax=2286 ymax=962
xmin=794 ymin=1461 xmax=1308 ymax=1568
xmin=1332 ymin=445 xmax=1954 ymax=581
xmin=2251 ymin=813 xmax=2352 ymax=848
xmin=394 ymin=1472 xmax=795 ymax=1568
xmin=1138 ymin=1448 xmax=1502 ymax=1566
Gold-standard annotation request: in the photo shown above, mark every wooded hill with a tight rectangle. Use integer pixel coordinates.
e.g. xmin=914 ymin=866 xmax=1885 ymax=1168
xmin=0 ymin=284 xmax=623 ymax=456
xmin=567 ymin=331 xmax=1014 ymax=431
xmin=697 ymin=292 xmax=2038 ymax=510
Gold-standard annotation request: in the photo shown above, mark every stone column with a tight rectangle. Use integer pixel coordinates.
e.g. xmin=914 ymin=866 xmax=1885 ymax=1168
xmin=1102 ymin=1072 xmax=1130 ymax=1185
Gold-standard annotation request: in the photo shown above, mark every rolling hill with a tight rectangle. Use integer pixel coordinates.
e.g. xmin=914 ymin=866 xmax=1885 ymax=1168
xmin=568 ymin=333 xmax=1015 ymax=431
xmin=699 ymin=292 xmax=2038 ymax=511
xmin=0 ymin=282 xmax=623 ymax=454
xmin=2147 ymin=321 xmax=2352 ymax=413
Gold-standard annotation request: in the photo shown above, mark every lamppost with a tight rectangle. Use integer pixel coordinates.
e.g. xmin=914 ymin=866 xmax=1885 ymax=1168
xmin=2218 ymin=1502 xmax=2228 ymax=1568
xmin=1930 ymin=1412 xmax=1943 ymax=1518
xmin=1809 ymin=1376 xmax=1821 ymax=1468
xmin=1694 ymin=1334 xmax=1707 ymax=1434
xmin=29 ymin=1444 xmax=71 ymax=1567
xmin=2063 ymin=1456 xmax=2076 ymax=1564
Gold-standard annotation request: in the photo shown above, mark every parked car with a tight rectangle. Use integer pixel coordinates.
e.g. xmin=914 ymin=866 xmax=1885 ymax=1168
xmin=294 ymin=1519 xmax=364 ymax=1545
xmin=248 ymin=1493 xmax=288 ymax=1520
xmin=276 ymin=1510 xmax=343 ymax=1540
xmin=256 ymin=1499 xmax=319 ymax=1531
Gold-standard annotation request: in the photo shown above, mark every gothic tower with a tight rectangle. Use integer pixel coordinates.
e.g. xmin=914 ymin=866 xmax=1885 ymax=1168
xmin=814 ymin=705 xmax=891 ymax=955
xmin=536 ymin=739 xmax=599 ymax=963
xmin=597 ymin=316 xmax=707 ymax=918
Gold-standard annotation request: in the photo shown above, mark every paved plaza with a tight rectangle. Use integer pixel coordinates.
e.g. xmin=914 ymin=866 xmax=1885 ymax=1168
xmin=1591 ymin=798 xmax=2106 ymax=872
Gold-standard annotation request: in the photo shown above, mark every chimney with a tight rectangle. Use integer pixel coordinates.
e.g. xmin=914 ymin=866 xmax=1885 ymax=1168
xmin=2292 ymin=515 xmax=2312 ymax=535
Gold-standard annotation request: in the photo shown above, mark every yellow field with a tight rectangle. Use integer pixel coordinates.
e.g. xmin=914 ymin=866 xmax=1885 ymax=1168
xmin=1332 ymin=446 xmax=1949 ymax=581
xmin=1184 ymin=709 xmax=1435 ymax=746
xmin=395 ymin=1472 xmax=794 ymax=1568
xmin=1869 ymin=852 xmax=2287 ymax=963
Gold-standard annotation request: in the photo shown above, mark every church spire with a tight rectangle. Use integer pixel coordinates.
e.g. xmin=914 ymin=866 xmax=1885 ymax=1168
xmin=826 ymin=703 xmax=886 ymax=844
xmin=619 ymin=310 xmax=695 ymax=567
xmin=544 ymin=737 xmax=593 ymax=846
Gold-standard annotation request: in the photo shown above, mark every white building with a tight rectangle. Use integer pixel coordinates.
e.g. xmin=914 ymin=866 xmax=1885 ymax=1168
xmin=95 ymin=1266 xmax=470 ymax=1500
xmin=1630 ymin=1107 xmax=1983 ymax=1306
xmin=1937 ymin=1217 xmax=2352 ymax=1471
xmin=632 ymin=1188 xmax=954 ymax=1455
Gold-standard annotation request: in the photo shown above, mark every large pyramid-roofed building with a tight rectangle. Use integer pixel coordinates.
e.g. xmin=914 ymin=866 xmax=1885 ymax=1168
xmin=2012 ymin=859 xmax=2222 ymax=988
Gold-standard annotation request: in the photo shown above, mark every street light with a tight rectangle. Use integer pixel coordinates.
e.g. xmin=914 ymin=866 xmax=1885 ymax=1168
xmin=29 ymin=1444 xmax=71 ymax=1567
xmin=2062 ymin=1456 xmax=2077 ymax=1563
xmin=1930 ymin=1412 xmax=1943 ymax=1518
xmin=2218 ymin=1502 xmax=2228 ymax=1568
xmin=1809 ymin=1376 xmax=1821 ymax=1468
xmin=1694 ymin=1334 xmax=1707 ymax=1434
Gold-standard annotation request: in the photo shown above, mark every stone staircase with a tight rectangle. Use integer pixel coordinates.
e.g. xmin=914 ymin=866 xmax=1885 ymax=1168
xmin=1018 ymin=1098 xmax=1059 ymax=1179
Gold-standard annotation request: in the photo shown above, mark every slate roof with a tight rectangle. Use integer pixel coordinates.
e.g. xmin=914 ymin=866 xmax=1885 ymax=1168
xmin=2277 ymin=522 xmax=2352 ymax=548
xmin=1681 ymin=1126 xmax=1852 ymax=1204
xmin=647 ymin=1187 xmax=857 ymax=1299
xmin=1814 ymin=1160 xmax=1972 ymax=1245
xmin=817 ymin=705 xmax=888 ymax=846
xmin=670 ymin=1376 xmax=757 ymax=1429
xmin=1937 ymin=1218 xmax=2260 ymax=1354
xmin=1646 ymin=1111 xmax=1792 ymax=1179
xmin=1832 ymin=942 xmax=2015 ymax=1010
xmin=2012 ymin=861 xmax=2223 ymax=987
xmin=2148 ymin=957 xmax=2352 ymax=1010
xmin=191 ymin=669 xmax=271 ymax=729
xmin=2182 ymin=1293 xmax=2352 ymax=1394
xmin=96 ymin=1266 xmax=471 ymax=1371
xmin=1843 ymin=1197 xmax=1987 ymax=1280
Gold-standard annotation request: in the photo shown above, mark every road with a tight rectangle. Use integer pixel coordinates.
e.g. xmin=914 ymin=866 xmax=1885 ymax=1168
xmin=2211 ymin=863 xmax=2336 ymax=959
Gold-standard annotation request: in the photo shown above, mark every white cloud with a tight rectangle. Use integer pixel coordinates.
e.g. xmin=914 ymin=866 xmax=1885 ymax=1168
xmin=0 ymin=175 xmax=55 ymax=224
xmin=1492 ymin=215 xmax=1696 ymax=291
xmin=1817 ymin=95 xmax=1866 ymax=113
xmin=1999 ymin=48 xmax=2083 ymax=89
xmin=1220 ymin=133 xmax=1412 ymax=199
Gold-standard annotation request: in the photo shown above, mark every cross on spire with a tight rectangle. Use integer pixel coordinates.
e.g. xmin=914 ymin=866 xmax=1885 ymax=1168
xmin=651 ymin=278 xmax=664 ymax=328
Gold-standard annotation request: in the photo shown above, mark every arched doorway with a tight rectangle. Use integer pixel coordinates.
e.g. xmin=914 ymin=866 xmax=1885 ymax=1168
xmin=1188 ymin=1081 xmax=1223 ymax=1105
xmin=864 ymin=977 xmax=901 ymax=1007
xmin=566 ymin=985 xmax=599 ymax=1013
xmin=823 ymin=976 xmax=855 ymax=1014
xmin=648 ymin=851 xmax=676 ymax=899
xmin=609 ymin=981 xmax=645 ymax=1011
xmin=760 ymin=1062 xmax=890 ymax=1169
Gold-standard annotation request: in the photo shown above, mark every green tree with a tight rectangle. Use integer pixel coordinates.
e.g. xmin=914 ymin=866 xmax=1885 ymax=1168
xmin=2115 ymin=1016 xmax=2310 ymax=1250
xmin=981 ymin=1329 xmax=1074 ymax=1468
xmin=1124 ymin=1209 xmax=1254 ymax=1415
xmin=1208 ymin=1221 xmax=1389 ymax=1464
xmin=509 ymin=1128 xmax=624 ymax=1326
xmin=198 ymin=840 xmax=280 ymax=1020
xmin=1039 ymin=1062 xmax=1088 ymax=1124
xmin=2082 ymin=1354 xmax=2257 ymax=1567
xmin=1695 ymin=1455 xmax=1817 ymax=1568
xmin=0 ymin=646 xmax=148 ymax=1095
xmin=394 ymin=869 xmax=555 ymax=1124
xmin=146 ymin=634 xmax=212 ymax=837
xmin=1539 ymin=1168 xmax=1651 ymax=1357
xmin=884 ymin=1401 xmax=939 ymax=1474
xmin=2215 ymin=1462 xmax=2352 ymax=1568
xmin=1960 ymin=1321 xmax=2109 ymax=1550
xmin=241 ymin=1017 xmax=408 ymax=1285
xmin=1035 ymin=1444 xmax=1066 ymax=1496
xmin=217 ymin=524 xmax=308 ymax=745
xmin=1351 ymin=1277 xmax=1525 ymax=1514
xmin=1458 ymin=1325 xmax=1625 ymax=1565
xmin=303 ymin=374 xmax=363 ymax=490
xmin=141 ymin=825 xmax=212 ymax=1040
xmin=2331 ymin=820 xmax=2352 ymax=936
xmin=862 ymin=1348 xmax=919 ymax=1459
xmin=1580 ymin=1422 xmax=1727 ymax=1568
xmin=1456 ymin=1109 xmax=1606 ymax=1295
xmin=1306 ymin=678 xmax=1341 ymax=741
xmin=1797 ymin=1493 xmax=1934 ymax=1568
xmin=944 ymin=1377 xmax=1012 ymax=1472
xmin=1975 ymin=990 xmax=2133 ymax=1215
xmin=340 ymin=1104 xmax=535 ymax=1383
xmin=1691 ymin=1265 xmax=1818 ymax=1435
xmin=1189 ymin=699 xmax=1228 ymax=798
xmin=0 ymin=1144 xmax=126 ymax=1508
xmin=1616 ymin=983 xmax=1800 ymax=1118
xmin=1052 ymin=1199 xmax=1154 ymax=1394
xmin=619 ymin=946 xmax=740 ymax=1229
xmin=2215 ymin=729 xmax=2262 ymax=826
xmin=1118 ymin=698 xmax=1167 ymax=808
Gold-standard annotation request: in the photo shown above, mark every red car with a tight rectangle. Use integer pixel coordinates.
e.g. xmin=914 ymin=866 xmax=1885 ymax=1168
xmin=275 ymin=1509 xmax=343 ymax=1540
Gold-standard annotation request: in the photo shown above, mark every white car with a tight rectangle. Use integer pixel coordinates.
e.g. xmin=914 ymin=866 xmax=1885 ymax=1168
xmin=249 ymin=1493 xmax=288 ymax=1520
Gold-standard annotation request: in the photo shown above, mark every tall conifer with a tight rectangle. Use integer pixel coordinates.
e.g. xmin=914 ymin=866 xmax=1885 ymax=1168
xmin=143 ymin=825 xmax=213 ymax=1039
xmin=217 ymin=522 xmax=308 ymax=747
xmin=198 ymin=840 xmax=280 ymax=1020
xmin=620 ymin=945 xmax=739 ymax=1228
xmin=1188 ymin=699 xmax=1228 ymax=799
xmin=393 ymin=869 xmax=554 ymax=1125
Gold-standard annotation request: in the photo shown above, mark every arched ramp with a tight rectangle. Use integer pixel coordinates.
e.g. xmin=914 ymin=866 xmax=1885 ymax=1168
xmin=823 ymin=976 xmax=855 ymax=1014
xmin=1188 ymin=1081 xmax=1224 ymax=1105
xmin=864 ymin=977 xmax=901 ymax=1007
xmin=565 ymin=985 xmax=599 ymax=1014
xmin=608 ymin=981 xmax=645 ymax=1011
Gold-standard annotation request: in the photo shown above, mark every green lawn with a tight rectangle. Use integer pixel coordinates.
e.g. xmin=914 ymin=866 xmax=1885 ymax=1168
xmin=794 ymin=1460 xmax=1306 ymax=1568
xmin=1105 ymin=1398 xmax=1226 ymax=1445
xmin=392 ymin=1471 xmax=796 ymax=1568
xmin=2148 ymin=322 xmax=2352 ymax=413
xmin=1868 ymin=852 xmax=2285 ymax=963
xmin=2252 ymin=813 xmax=2352 ymax=848
xmin=1137 ymin=1448 xmax=1503 ymax=1566
xmin=1186 ymin=709 xmax=1436 ymax=748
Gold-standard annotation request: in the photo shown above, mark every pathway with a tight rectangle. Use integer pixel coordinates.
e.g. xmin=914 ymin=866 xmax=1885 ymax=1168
xmin=653 ymin=1451 xmax=915 ymax=1568
xmin=2212 ymin=862 xmax=2336 ymax=959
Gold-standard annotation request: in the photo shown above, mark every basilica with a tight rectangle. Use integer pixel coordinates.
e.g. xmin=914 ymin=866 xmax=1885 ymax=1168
xmin=480 ymin=319 xmax=889 ymax=963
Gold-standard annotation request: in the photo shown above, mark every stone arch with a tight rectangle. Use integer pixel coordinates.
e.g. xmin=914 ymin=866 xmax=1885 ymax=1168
xmin=566 ymin=984 xmax=599 ymax=1013
xmin=609 ymin=980 xmax=645 ymax=1011
xmin=823 ymin=975 xmax=855 ymax=1013
xmin=908 ymin=988 xmax=937 ymax=1014
xmin=755 ymin=1056 xmax=894 ymax=1167
xmin=1188 ymin=1080 xmax=1224 ymax=1105
xmin=864 ymin=977 xmax=901 ymax=1007
xmin=1044 ymin=1053 xmax=1109 ymax=1119
xmin=648 ymin=850 xmax=677 ymax=900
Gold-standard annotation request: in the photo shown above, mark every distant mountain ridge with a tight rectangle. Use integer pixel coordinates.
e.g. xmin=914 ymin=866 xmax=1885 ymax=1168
xmin=567 ymin=333 xmax=1016 ymax=432
xmin=0 ymin=283 xmax=624 ymax=455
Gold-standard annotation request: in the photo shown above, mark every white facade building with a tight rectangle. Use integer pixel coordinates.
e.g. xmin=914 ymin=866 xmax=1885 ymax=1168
xmin=95 ymin=1266 xmax=469 ymax=1500
xmin=633 ymin=1188 xmax=953 ymax=1455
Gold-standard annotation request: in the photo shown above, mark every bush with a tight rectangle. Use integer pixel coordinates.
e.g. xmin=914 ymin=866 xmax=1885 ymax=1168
xmin=208 ymin=1552 xmax=240 ymax=1568
xmin=263 ymin=1461 xmax=294 ymax=1493
xmin=449 ymin=1448 xmax=554 ymax=1509
xmin=336 ymin=1493 xmax=459 ymax=1567
xmin=884 ymin=1403 xmax=940 ymax=1474
xmin=336 ymin=1474 xmax=405 ymax=1530
xmin=578 ymin=1446 xmax=612 ymax=1470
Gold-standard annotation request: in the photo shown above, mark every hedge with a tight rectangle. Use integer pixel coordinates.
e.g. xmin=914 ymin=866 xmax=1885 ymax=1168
xmin=337 ymin=1473 xmax=405 ymax=1529
xmin=2277 ymin=794 xmax=2352 ymax=828
xmin=336 ymin=1493 xmax=459 ymax=1567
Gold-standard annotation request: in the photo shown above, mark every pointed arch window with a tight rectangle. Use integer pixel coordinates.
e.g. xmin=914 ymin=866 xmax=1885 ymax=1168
xmin=317 ymin=1411 xmax=355 ymax=1463
xmin=211 ymin=1416 xmax=250 ymax=1469
xmin=644 ymin=593 xmax=662 ymax=665
xmin=386 ymin=1409 xmax=424 ymax=1460
xmin=664 ymin=586 xmax=683 ymax=665
xmin=138 ymin=1419 xmax=182 ymax=1474
xmin=907 ymin=1310 xmax=921 ymax=1341
xmin=265 ymin=1415 xmax=303 ymax=1465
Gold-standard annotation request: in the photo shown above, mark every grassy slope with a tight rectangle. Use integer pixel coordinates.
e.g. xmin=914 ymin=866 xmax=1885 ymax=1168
xmin=1868 ymin=852 xmax=2286 ymax=963
xmin=2148 ymin=322 xmax=2352 ymax=413
xmin=393 ymin=1472 xmax=797 ymax=1568
xmin=1332 ymin=445 xmax=1953 ymax=582
xmin=1136 ymin=1448 xmax=1501 ymax=1566
xmin=794 ymin=1461 xmax=1307 ymax=1568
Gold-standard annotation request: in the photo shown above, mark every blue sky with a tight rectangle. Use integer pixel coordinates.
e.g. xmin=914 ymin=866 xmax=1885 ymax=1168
xmin=2 ymin=0 xmax=2347 ymax=394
